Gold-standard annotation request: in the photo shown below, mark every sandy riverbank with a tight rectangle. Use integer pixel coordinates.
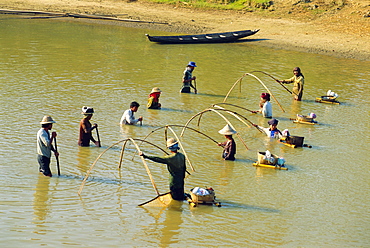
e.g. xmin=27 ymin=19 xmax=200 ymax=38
xmin=1 ymin=0 xmax=369 ymax=61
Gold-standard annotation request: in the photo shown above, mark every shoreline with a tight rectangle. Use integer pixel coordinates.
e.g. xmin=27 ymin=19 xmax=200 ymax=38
xmin=1 ymin=0 xmax=370 ymax=61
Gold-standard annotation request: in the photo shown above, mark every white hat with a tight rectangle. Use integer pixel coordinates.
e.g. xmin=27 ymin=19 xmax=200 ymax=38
xmin=151 ymin=87 xmax=162 ymax=93
xmin=40 ymin=116 xmax=56 ymax=124
xmin=166 ymin=138 xmax=178 ymax=148
xmin=81 ymin=106 xmax=94 ymax=114
xmin=218 ymin=124 xmax=237 ymax=135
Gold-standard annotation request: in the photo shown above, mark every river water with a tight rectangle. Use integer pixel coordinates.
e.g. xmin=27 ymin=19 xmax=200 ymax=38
xmin=0 ymin=16 xmax=369 ymax=247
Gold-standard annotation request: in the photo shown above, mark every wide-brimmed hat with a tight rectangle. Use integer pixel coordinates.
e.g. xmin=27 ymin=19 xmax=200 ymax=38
xmin=268 ymin=118 xmax=279 ymax=125
xmin=218 ymin=124 xmax=237 ymax=135
xmin=187 ymin=61 xmax=197 ymax=67
xmin=166 ymin=138 xmax=178 ymax=148
xmin=40 ymin=116 xmax=56 ymax=124
xmin=81 ymin=106 xmax=94 ymax=114
xmin=151 ymin=87 xmax=162 ymax=93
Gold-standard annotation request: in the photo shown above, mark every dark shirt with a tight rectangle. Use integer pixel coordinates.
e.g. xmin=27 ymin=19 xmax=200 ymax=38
xmin=144 ymin=152 xmax=186 ymax=200
xmin=183 ymin=68 xmax=193 ymax=87
xmin=220 ymin=138 xmax=236 ymax=161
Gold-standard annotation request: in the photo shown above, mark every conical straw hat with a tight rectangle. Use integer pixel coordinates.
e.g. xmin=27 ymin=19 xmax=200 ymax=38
xmin=40 ymin=116 xmax=56 ymax=124
xmin=218 ymin=124 xmax=237 ymax=135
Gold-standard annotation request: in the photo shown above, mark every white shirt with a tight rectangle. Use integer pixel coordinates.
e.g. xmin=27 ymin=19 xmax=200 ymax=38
xmin=37 ymin=128 xmax=52 ymax=157
xmin=120 ymin=109 xmax=139 ymax=125
xmin=257 ymin=126 xmax=282 ymax=139
xmin=261 ymin=101 xmax=272 ymax=118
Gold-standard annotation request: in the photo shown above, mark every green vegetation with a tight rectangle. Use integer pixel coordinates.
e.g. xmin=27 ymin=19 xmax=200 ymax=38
xmin=145 ymin=0 xmax=273 ymax=11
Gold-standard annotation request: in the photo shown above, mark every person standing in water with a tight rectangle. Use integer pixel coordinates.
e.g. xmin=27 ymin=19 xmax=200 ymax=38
xmin=78 ymin=106 xmax=100 ymax=147
xmin=147 ymin=87 xmax=162 ymax=109
xmin=217 ymin=124 xmax=237 ymax=161
xmin=181 ymin=61 xmax=197 ymax=94
xmin=139 ymin=138 xmax=186 ymax=201
xmin=252 ymin=92 xmax=272 ymax=118
xmin=279 ymin=67 xmax=304 ymax=101
xmin=120 ymin=101 xmax=143 ymax=125
xmin=253 ymin=118 xmax=283 ymax=139
xmin=37 ymin=116 xmax=59 ymax=177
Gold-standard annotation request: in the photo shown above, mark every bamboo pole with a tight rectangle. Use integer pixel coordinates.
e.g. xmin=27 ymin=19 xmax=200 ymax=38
xmin=250 ymin=70 xmax=295 ymax=96
xmin=180 ymin=108 xmax=249 ymax=150
xmin=210 ymin=107 xmax=252 ymax=128
xmin=223 ymin=77 xmax=243 ymax=103
xmin=79 ymin=138 xmax=168 ymax=196
xmin=166 ymin=126 xmax=195 ymax=172
xmin=128 ymin=138 xmax=160 ymax=195
xmin=141 ymin=125 xmax=219 ymax=146
xmin=211 ymin=103 xmax=254 ymax=113
xmin=246 ymin=73 xmax=285 ymax=113
xmin=223 ymin=73 xmax=285 ymax=113
xmin=78 ymin=140 xmax=122 ymax=195
xmin=118 ymin=140 xmax=129 ymax=169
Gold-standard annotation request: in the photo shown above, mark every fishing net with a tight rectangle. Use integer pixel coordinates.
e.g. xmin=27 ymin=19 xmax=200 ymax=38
xmin=138 ymin=192 xmax=173 ymax=207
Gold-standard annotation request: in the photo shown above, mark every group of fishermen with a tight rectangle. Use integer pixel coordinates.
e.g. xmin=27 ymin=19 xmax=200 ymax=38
xmin=36 ymin=63 xmax=304 ymax=201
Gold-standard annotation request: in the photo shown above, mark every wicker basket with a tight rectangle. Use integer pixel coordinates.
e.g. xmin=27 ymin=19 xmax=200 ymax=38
xmin=190 ymin=189 xmax=215 ymax=203
xmin=297 ymin=115 xmax=314 ymax=122
xmin=285 ymin=136 xmax=304 ymax=147
xmin=258 ymin=152 xmax=278 ymax=165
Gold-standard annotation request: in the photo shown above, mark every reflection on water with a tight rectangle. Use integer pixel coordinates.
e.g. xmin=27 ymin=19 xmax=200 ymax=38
xmin=33 ymin=176 xmax=51 ymax=223
xmin=141 ymin=200 xmax=185 ymax=247
xmin=1 ymin=16 xmax=370 ymax=247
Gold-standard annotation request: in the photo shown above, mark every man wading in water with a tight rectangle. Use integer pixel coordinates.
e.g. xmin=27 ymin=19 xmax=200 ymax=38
xmin=180 ymin=61 xmax=197 ymax=94
xmin=37 ymin=116 xmax=59 ymax=177
xmin=78 ymin=106 xmax=100 ymax=147
xmin=139 ymin=138 xmax=186 ymax=201
xmin=278 ymin=67 xmax=304 ymax=101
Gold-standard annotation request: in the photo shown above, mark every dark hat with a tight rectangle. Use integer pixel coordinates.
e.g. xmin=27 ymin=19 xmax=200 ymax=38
xmin=260 ymin=92 xmax=270 ymax=99
xmin=187 ymin=61 xmax=197 ymax=67
xmin=81 ymin=106 xmax=94 ymax=114
xmin=268 ymin=118 xmax=279 ymax=125
xmin=293 ymin=67 xmax=301 ymax=72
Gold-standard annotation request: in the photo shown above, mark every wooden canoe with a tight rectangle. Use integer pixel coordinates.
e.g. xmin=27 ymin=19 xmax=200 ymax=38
xmin=146 ymin=29 xmax=259 ymax=44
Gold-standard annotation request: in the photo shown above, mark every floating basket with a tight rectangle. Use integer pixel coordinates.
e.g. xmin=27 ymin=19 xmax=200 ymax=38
xmin=321 ymin=96 xmax=337 ymax=101
xmin=297 ymin=115 xmax=314 ymax=122
xmin=258 ymin=152 xmax=278 ymax=165
xmin=190 ymin=189 xmax=215 ymax=204
xmin=285 ymin=136 xmax=304 ymax=147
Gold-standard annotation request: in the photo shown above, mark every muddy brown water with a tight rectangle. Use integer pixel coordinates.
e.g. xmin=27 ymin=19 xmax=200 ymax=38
xmin=1 ymin=16 xmax=369 ymax=247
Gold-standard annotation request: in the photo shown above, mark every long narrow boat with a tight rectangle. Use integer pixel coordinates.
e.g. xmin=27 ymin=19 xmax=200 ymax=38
xmin=146 ymin=29 xmax=259 ymax=44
